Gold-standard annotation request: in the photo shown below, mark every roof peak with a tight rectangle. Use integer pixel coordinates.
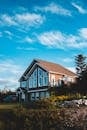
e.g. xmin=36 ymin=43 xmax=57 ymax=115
xmin=33 ymin=58 xmax=60 ymax=65
xmin=19 ymin=58 xmax=76 ymax=81
xmin=33 ymin=58 xmax=76 ymax=76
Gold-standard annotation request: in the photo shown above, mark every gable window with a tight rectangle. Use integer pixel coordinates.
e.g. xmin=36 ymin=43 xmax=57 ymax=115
xmin=29 ymin=68 xmax=37 ymax=88
xmin=38 ymin=68 xmax=43 ymax=87
xmin=28 ymin=67 xmax=48 ymax=88
xmin=38 ymin=68 xmax=48 ymax=87
xmin=29 ymin=75 xmax=33 ymax=88
xmin=33 ymin=69 xmax=37 ymax=88
xmin=38 ymin=68 xmax=43 ymax=76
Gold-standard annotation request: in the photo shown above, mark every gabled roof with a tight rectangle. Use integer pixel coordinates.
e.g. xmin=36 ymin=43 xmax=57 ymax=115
xmin=19 ymin=59 xmax=76 ymax=81
xmin=36 ymin=59 xmax=76 ymax=76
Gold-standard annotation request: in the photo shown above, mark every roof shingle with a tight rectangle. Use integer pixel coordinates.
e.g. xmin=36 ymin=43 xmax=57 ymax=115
xmin=36 ymin=59 xmax=76 ymax=76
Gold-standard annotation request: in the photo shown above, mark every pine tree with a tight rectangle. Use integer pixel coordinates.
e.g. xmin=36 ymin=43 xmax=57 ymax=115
xmin=75 ymin=54 xmax=87 ymax=80
xmin=75 ymin=54 xmax=87 ymax=93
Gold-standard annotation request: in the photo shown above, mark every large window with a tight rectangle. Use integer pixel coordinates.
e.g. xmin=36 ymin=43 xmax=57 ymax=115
xmin=29 ymin=68 xmax=37 ymax=88
xmin=28 ymin=67 xmax=48 ymax=88
xmin=33 ymin=69 xmax=37 ymax=88
xmin=38 ymin=68 xmax=48 ymax=87
xmin=38 ymin=68 xmax=43 ymax=87
xmin=29 ymin=75 xmax=33 ymax=88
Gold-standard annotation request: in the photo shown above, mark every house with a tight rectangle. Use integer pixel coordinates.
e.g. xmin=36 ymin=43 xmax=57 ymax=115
xmin=17 ymin=59 xmax=76 ymax=101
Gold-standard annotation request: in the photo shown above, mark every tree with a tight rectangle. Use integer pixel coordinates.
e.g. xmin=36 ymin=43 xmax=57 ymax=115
xmin=75 ymin=54 xmax=87 ymax=93
xmin=75 ymin=54 xmax=87 ymax=80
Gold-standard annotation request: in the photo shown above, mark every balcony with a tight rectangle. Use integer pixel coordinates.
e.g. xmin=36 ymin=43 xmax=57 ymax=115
xmin=48 ymin=80 xmax=63 ymax=87
xmin=48 ymin=78 xmax=73 ymax=88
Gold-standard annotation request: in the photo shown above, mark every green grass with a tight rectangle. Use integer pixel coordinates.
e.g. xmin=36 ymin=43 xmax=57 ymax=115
xmin=0 ymin=103 xmax=20 ymax=110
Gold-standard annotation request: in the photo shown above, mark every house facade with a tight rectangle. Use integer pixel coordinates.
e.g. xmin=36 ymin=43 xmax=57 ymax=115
xmin=17 ymin=59 xmax=76 ymax=101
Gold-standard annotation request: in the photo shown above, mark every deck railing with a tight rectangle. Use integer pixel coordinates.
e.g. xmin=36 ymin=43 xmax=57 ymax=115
xmin=48 ymin=80 xmax=63 ymax=87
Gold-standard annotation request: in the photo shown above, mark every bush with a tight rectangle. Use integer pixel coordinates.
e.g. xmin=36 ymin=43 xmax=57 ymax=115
xmin=23 ymin=98 xmax=56 ymax=109
xmin=47 ymin=93 xmax=87 ymax=105
xmin=0 ymin=107 xmax=87 ymax=130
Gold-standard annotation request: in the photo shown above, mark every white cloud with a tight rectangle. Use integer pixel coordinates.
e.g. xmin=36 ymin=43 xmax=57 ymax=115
xmin=79 ymin=28 xmax=87 ymax=39
xmin=15 ymin=13 xmax=44 ymax=27
xmin=23 ymin=37 xmax=34 ymax=43
xmin=0 ymin=14 xmax=16 ymax=26
xmin=17 ymin=47 xmax=37 ymax=51
xmin=37 ymin=29 xmax=87 ymax=49
xmin=0 ymin=13 xmax=45 ymax=30
xmin=0 ymin=59 xmax=24 ymax=90
xmin=66 ymin=67 xmax=76 ymax=73
xmin=0 ymin=78 xmax=9 ymax=85
xmin=0 ymin=78 xmax=18 ymax=91
xmin=18 ymin=36 xmax=35 ymax=44
xmin=4 ymin=30 xmax=13 ymax=36
xmin=35 ymin=2 xmax=71 ymax=16
xmin=68 ymin=42 xmax=87 ymax=48
xmin=4 ymin=30 xmax=13 ymax=39
xmin=66 ymin=35 xmax=79 ymax=44
xmin=0 ymin=59 xmax=23 ymax=74
xmin=63 ymin=58 xmax=73 ymax=63
xmin=72 ymin=2 xmax=87 ymax=14
xmin=37 ymin=31 xmax=65 ymax=49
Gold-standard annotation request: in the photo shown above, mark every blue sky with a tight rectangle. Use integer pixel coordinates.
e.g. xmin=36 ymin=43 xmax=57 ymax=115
xmin=0 ymin=0 xmax=87 ymax=91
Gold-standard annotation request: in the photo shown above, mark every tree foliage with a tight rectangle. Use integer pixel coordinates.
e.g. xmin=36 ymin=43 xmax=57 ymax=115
xmin=75 ymin=54 xmax=87 ymax=79
xmin=75 ymin=54 xmax=87 ymax=93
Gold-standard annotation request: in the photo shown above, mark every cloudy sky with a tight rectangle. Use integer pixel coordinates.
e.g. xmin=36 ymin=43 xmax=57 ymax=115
xmin=0 ymin=0 xmax=87 ymax=91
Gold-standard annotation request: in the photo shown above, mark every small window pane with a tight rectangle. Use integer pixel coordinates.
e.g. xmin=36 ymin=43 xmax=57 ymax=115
xmin=45 ymin=91 xmax=50 ymax=98
xmin=21 ymin=81 xmax=26 ymax=87
xmin=31 ymin=93 xmax=35 ymax=100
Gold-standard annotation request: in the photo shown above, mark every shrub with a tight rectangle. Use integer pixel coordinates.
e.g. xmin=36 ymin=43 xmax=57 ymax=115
xmin=23 ymin=98 xmax=56 ymax=109
xmin=0 ymin=107 xmax=87 ymax=130
xmin=47 ymin=93 xmax=87 ymax=105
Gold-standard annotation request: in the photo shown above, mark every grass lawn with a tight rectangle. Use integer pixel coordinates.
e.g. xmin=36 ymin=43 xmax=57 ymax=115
xmin=0 ymin=103 xmax=20 ymax=110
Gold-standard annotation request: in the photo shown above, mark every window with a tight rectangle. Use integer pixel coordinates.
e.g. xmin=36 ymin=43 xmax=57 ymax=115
xmin=38 ymin=68 xmax=42 ymax=76
xmin=21 ymin=81 xmax=26 ymax=87
xmin=29 ymin=68 xmax=38 ymax=88
xmin=33 ymin=69 xmax=37 ymax=88
xmin=40 ymin=91 xmax=45 ymax=98
xmin=38 ymin=77 xmax=43 ymax=87
xmin=29 ymin=67 xmax=48 ymax=88
xmin=45 ymin=91 xmax=50 ymax=98
xmin=38 ymin=68 xmax=43 ymax=87
xmin=31 ymin=93 xmax=35 ymax=100
xmin=33 ymin=79 xmax=37 ymax=88
xmin=43 ymin=72 xmax=48 ymax=86
xmin=35 ymin=92 xmax=39 ymax=100
xmin=29 ymin=75 xmax=33 ymax=88
xmin=33 ymin=69 xmax=37 ymax=78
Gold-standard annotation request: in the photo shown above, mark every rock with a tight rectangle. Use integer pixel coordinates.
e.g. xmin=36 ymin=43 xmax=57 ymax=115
xmin=58 ymin=99 xmax=87 ymax=107
xmin=83 ymin=99 xmax=87 ymax=105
